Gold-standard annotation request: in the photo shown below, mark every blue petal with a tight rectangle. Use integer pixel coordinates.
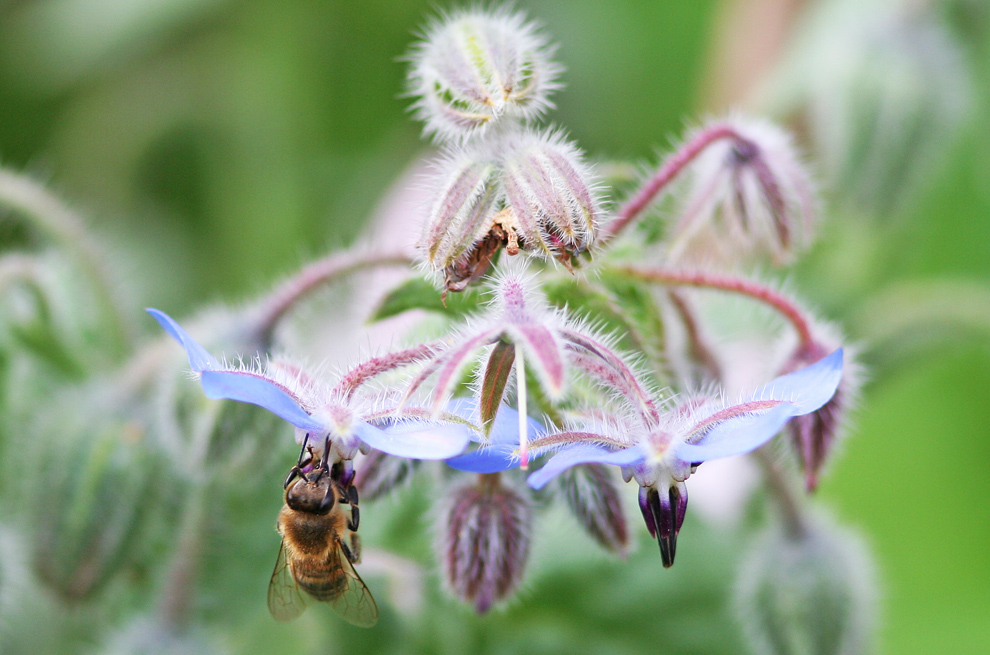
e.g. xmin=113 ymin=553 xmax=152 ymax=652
xmin=751 ymin=349 xmax=843 ymax=413
xmin=527 ymin=444 xmax=647 ymax=490
xmin=445 ymin=444 xmax=518 ymax=473
xmin=673 ymin=403 xmax=796 ymax=463
xmin=147 ymin=308 xmax=218 ymax=371
xmin=447 ymin=397 xmax=545 ymax=444
xmin=200 ymin=370 xmax=324 ymax=432
xmin=354 ymin=421 xmax=471 ymax=460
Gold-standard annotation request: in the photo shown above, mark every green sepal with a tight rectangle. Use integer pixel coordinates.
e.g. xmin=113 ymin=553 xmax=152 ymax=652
xmin=480 ymin=339 xmax=515 ymax=436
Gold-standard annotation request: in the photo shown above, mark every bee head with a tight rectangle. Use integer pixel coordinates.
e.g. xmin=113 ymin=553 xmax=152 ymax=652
xmin=285 ymin=475 xmax=336 ymax=515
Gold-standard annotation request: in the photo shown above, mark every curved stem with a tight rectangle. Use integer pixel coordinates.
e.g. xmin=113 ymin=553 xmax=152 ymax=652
xmin=251 ymin=249 xmax=414 ymax=348
xmin=0 ymin=169 xmax=134 ymax=355
xmin=752 ymin=447 xmax=807 ymax=539
xmin=333 ymin=341 xmax=442 ymax=400
xmin=614 ymin=266 xmax=815 ymax=348
xmin=603 ymin=124 xmax=746 ymax=240
xmin=158 ymin=399 xmax=221 ymax=631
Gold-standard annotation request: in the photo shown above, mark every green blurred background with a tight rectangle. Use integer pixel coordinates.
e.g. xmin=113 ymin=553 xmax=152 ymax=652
xmin=1 ymin=0 xmax=988 ymax=653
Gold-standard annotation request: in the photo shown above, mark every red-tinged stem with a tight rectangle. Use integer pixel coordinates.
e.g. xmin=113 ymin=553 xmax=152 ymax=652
xmin=615 ymin=266 xmax=815 ymax=349
xmin=253 ymin=250 xmax=414 ymax=348
xmin=604 ymin=124 xmax=746 ymax=240
xmin=667 ymin=289 xmax=723 ymax=382
xmin=753 ymin=447 xmax=807 ymax=539
xmin=333 ymin=341 xmax=442 ymax=400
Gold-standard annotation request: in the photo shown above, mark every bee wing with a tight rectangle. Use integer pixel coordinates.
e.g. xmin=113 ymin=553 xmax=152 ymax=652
xmin=268 ymin=540 xmax=308 ymax=623
xmin=330 ymin=542 xmax=379 ymax=627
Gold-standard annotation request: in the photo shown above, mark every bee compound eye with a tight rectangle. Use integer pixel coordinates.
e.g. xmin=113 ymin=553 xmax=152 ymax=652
xmin=318 ymin=486 xmax=336 ymax=514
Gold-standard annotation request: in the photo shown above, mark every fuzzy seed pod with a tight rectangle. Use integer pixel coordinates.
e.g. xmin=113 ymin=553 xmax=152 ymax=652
xmin=439 ymin=475 xmax=532 ymax=613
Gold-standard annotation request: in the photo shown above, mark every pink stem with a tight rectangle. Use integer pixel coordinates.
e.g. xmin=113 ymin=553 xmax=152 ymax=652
xmin=253 ymin=250 xmax=414 ymax=347
xmin=604 ymin=124 xmax=746 ymax=240
xmin=334 ymin=341 xmax=441 ymax=400
xmin=617 ymin=266 xmax=815 ymax=348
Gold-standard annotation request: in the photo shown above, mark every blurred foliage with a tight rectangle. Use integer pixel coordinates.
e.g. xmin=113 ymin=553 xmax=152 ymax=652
xmin=0 ymin=0 xmax=988 ymax=654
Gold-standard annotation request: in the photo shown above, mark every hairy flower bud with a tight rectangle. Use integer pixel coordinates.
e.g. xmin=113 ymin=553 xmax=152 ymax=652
xmin=407 ymin=7 xmax=561 ymax=142
xmin=774 ymin=0 xmax=970 ymax=216
xmin=419 ymin=130 xmax=602 ymax=293
xmin=439 ymin=475 xmax=532 ymax=613
xmin=559 ymin=464 xmax=629 ymax=556
xmin=780 ymin=340 xmax=857 ymax=492
xmin=353 ymin=449 xmax=420 ymax=503
xmin=31 ymin=414 xmax=153 ymax=602
xmin=421 ymin=152 xmax=502 ymax=293
xmin=668 ymin=118 xmax=818 ymax=267
xmin=734 ymin=516 xmax=876 ymax=655
xmin=500 ymin=130 xmax=600 ymax=267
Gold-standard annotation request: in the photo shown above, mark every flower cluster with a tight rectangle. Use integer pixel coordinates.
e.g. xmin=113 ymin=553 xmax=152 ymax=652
xmin=411 ymin=8 xmax=603 ymax=296
xmin=144 ymin=7 xmax=857 ymax=621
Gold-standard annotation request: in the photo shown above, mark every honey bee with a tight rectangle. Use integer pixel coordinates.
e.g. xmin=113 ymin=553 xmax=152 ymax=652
xmin=268 ymin=437 xmax=378 ymax=627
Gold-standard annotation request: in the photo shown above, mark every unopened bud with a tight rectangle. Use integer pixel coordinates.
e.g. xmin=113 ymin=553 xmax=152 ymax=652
xmin=669 ymin=118 xmax=817 ymax=267
xmin=420 ymin=153 xmax=502 ymax=292
xmin=559 ymin=464 xmax=629 ymax=556
xmin=439 ymin=474 xmax=531 ymax=613
xmin=420 ymin=130 xmax=602 ymax=293
xmin=31 ymin=413 xmax=153 ymax=602
xmin=780 ymin=342 xmax=855 ymax=492
xmin=733 ymin=516 xmax=876 ymax=655
xmin=500 ymin=130 xmax=601 ymax=268
xmin=353 ymin=449 xmax=420 ymax=503
xmin=774 ymin=0 xmax=970 ymax=216
xmin=407 ymin=8 xmax=561 ymax=142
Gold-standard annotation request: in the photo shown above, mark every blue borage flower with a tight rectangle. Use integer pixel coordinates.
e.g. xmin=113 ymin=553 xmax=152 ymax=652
xmin=460 ymin=349 xmax=843 ymax=567
xmin=147 ymin=309 xmax=473 ymax=464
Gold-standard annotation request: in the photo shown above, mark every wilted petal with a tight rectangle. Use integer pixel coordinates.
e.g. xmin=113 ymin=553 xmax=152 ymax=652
xmin=355 ymin=421 xmax=471 ymax=460
xmin=527 ymin=443 xmax=646 ymax=490
xmin=147 ymin=309 xmax=218 ymax=371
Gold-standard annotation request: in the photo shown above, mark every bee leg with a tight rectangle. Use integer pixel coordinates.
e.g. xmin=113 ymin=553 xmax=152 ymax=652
xmin=347 ymin=485 xmax=360 ymax=531
xmin=283 ymin=434 xmax=312 ymax=488
xmin=342 ymin=534 xmax=362 ymax=564
xmin=330 ymin=460 xmax=355 ymax=489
